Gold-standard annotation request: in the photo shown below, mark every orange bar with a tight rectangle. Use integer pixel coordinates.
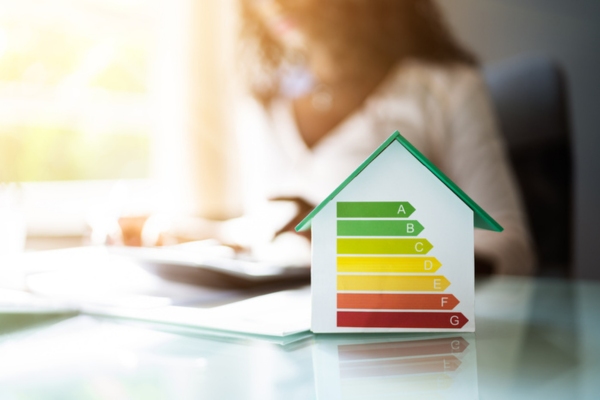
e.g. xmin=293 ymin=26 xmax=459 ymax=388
xmin=337 ymin=293 xmax=459 ymax=310
xmin=337 ymin=275 xmax=450 ymax=291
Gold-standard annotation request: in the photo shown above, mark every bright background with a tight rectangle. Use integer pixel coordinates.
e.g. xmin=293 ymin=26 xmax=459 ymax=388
xmin=0 ymin=0 xmax=152 ymax=182
xmin=0 ymin=0 xmax=240 ymax=243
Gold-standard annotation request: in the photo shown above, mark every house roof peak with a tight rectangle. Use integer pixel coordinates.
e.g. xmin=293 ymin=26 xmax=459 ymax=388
xmin=295 ymin=131 xmax=503 ymax=232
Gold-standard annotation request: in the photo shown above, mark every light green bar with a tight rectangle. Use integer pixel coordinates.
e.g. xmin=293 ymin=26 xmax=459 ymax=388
xmin=337 ymin=220 xmax=424 ymax=236
xmin=337 ymin=238 xmax=433 ymax=255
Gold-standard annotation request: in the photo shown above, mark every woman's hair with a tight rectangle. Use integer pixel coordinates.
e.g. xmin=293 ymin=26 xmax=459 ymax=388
xmin=239 ymin=0 xmax=477 ymax=102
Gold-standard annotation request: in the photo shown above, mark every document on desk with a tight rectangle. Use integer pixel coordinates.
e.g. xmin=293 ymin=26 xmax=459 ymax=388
xmin=81 ymin=286 xmax=311 ymax=337
xmin=15 ymin=247 xmax=311 ymax=338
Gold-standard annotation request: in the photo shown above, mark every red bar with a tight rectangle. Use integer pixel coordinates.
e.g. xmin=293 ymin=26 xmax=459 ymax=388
xmin=337 ymin=293 xmax=459 ymax=310
xmin=338 ymin=337 xmax=469 ymax=361
xmin=338 ymin=311 xmax=469 ymax=329
xmin=340 ymin=355 xmax=461 ymax=379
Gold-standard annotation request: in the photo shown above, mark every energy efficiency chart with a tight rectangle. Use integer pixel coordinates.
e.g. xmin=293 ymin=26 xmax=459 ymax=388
xmin=335 ymin=201 xmax=469 ymax=329
xmin=298 ymin=131 xmax=501 ymax=333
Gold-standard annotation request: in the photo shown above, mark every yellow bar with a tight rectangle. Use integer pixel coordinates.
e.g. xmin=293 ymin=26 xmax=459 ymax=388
xmin=337 ymin=275 xmax=450 ymax=292
xmin=337 ymin=238 xmax=433 ymax=255
xmin=337 ymin=257 xmax=442 ymax=273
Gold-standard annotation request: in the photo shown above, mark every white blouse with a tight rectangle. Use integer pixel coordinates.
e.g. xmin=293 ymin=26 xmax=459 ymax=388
xmin=235 ymin=60 xmax=536 ymax=275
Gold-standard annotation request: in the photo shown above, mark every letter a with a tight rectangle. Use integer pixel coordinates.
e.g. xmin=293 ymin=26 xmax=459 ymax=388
xmin=397 ymin=204 xmax=406 ymax=215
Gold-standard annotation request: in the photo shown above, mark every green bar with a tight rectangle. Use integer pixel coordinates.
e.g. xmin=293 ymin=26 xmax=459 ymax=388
xmin=337 ymin=202 xmax=415 ymax=218
xmin=337 ymin=220 xmax=424 ymax=236
xmin=337 ymin=238 xmax=433 ymax=255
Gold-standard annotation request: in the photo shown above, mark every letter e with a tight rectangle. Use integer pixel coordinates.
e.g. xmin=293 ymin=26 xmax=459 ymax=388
xmin=434 ymin=279 xmax=441 ymax=289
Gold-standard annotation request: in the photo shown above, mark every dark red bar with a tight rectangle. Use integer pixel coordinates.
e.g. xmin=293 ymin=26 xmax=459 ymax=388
xmin=338 ymin=311 xmax=468 ymax=329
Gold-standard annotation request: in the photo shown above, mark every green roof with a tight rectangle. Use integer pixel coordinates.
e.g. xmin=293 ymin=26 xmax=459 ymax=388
xmin=295 ymin=131 xmax=503 ymax=232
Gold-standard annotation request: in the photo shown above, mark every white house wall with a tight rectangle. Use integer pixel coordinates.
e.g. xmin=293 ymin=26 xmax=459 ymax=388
xmin=311 ymin=140 xmax=474 ymax=332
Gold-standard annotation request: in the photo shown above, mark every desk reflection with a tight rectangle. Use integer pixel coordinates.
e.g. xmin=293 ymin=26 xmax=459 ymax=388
xmin=314 ymin=334 xmax=478 ymax=400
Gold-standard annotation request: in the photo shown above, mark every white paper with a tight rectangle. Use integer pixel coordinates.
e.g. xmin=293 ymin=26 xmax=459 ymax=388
xmin=82 ymin=287 xmax=311 ymax=337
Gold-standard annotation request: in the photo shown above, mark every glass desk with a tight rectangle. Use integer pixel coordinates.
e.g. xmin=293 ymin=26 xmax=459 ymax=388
xmin=0 ymin=276 xmax=598 ymax=399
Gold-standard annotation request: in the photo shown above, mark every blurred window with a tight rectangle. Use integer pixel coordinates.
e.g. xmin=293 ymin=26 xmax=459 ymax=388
xmin=0 ymin=0 xmax=154 ymax=182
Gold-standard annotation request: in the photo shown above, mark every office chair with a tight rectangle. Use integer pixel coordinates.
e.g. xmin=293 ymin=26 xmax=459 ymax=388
xmin=484 ymin=55 xmax=573 ymax=277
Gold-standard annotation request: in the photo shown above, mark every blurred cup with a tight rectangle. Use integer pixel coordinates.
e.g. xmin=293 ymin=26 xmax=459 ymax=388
xmin=0 ymin=183 xmax=27 ymax=254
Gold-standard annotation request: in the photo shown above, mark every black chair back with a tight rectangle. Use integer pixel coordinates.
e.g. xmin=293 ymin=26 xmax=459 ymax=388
xmin=484 ymin=55 xmax=573 ymax=277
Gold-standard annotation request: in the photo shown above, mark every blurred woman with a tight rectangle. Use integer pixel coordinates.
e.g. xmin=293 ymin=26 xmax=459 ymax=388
xmin=235 ymin=0 xmax=536 ymax=275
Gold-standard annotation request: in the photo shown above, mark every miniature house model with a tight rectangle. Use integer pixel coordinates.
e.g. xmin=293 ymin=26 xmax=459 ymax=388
xmin=296 ymin=131 xmax=502 ymax=333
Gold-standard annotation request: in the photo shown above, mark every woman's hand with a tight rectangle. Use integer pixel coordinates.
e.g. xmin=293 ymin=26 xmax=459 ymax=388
xmin=269 ymin=196 xmax=315 ymax=240
xmin=106 ymin=214 xmax=224 ymax=247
